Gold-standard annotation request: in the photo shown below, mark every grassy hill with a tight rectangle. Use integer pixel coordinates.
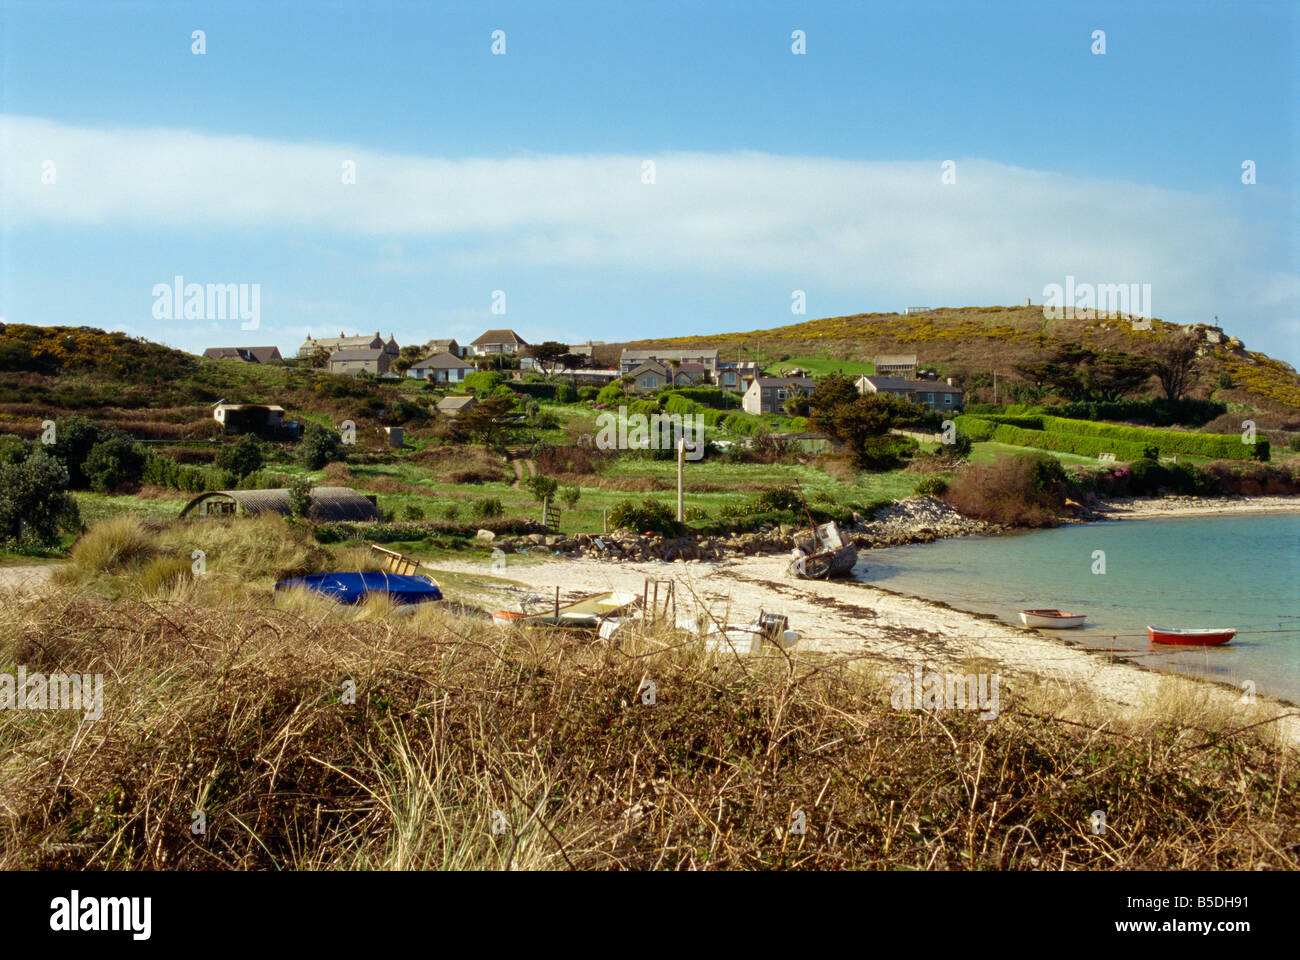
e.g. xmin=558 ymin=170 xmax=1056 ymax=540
xmin=599 ymin=306 xmax=1300 ymax=419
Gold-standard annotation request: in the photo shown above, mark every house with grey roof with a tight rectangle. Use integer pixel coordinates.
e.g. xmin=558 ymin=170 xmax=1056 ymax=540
xmin=425 ymin=338 xmax=462 ymax=358
xmin=329 ymin=347 xmax=392 ymax=375
xmin=856 ymin=375 xmax=963 ymax=411
xmin=619 ymin=347 xmax=719 ymax=374
xmin=408 ymin=351 xmax=474 ymax=384
xmin=298 ymin=331 xmax=399 ymax=359
xmin=742 ymin=376 xmax=816 ymax=415
xmin=203 ymin=346 xmax=283 ymax=364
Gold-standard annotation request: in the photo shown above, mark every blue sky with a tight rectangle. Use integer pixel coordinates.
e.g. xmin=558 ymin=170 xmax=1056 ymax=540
xmin=2 ymin=0 xmax=1297 ymax=362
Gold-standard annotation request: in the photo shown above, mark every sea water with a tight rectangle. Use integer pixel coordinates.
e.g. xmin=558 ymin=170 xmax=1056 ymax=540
xmin=856 ymin=512 xmax=1300 ymax=703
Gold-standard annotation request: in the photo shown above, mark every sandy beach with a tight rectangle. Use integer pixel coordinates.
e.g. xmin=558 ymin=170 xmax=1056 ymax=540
xmin=434 ymin=496 xmax=1300 ymax=748
xmin=1093 ymin=494 xmax=1300 ymax=520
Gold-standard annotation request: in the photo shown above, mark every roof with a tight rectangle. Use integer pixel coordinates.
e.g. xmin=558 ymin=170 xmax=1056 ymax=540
xmin=426 ymin=338 xmax=459 ymax=349
xmin=203 ymin=346 xmax=281 ymax=363
xmin=411 ymin=351 xmax=473 ymax=370
xmin=859 ymin=375 xmax=963 ymax=394
xmin=213 ymin=403 xmax=286 ymax=413
xmin=874 ymin=354 xmax=918 ymax=365
xmin=471 ymin=329 xmax=528 ymax=346
xmin=621 ymin=347 xmax=719 ymax=361
xmin=179 ymin=486 xmax=379 ymax=521
xmin=628 ymin=360 xmax=669 ymax=378
xmin=437 ymin=395 xmax=478 ymax=410
xmin=751 ymin=377 xmax=816 ymax=389
xmin=330 ymin=348 xmax=386 ymax=361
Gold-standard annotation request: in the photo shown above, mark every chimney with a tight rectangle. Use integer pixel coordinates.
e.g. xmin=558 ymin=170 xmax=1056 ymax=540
xmin=1025 ymin=297 xmax=1031 ymax=306
xmin=947 ymin=377 xmax=955 ymax=386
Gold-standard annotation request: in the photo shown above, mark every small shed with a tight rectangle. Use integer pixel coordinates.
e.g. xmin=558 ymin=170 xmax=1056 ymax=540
xmin=213 ymin=404 xmax=286 ymax=435
xmin=180 ymin=486 xmax=380 ymax=521
xmin=437 ymin=395 xmax=478 ymax=418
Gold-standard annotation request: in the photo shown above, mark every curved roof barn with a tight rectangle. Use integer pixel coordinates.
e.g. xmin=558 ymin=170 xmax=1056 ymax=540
xmin=180 ymin=486 xmax=379 ymax=521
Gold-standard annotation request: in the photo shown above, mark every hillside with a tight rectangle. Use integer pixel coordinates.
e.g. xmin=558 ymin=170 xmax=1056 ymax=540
xmin=600 ymin=306 xmax=1300 ymax=419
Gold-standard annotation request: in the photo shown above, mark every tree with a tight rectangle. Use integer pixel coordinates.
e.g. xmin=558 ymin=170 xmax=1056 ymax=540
xmin=529 ymin=341 xmax=569 ymax=375
xmin=463 ymin=370 xmax=505 ymax=396
xmin=393 ymin=344 xmax=425 ymax=376
xmin=50 ymin=415 xmax=104 ymax=488
xmin=783 ymin=387 xmax=810 ymax=417
xmin=523 ymin=473 xmax=558 ymax=507
xmin=298 ymin=422 xmax=344 ymax=470
xmin=215 ymin=433 xmax=263 ymax=479
xmin=286 ymin=475 xmax=313 ymax=518
xmin=306 ymin=345 xmax=331 ymax=369
xmin=0 ymin=449 xmax=80 ymax=546
xmin=83 ymin=435 xmax=145 ymax=492
xmin=1081 ymin=351 xmax=1154 ymax=401
xmin=1151 ymin=333 xmax=1200 ymax=401
xmin=450 ymin=394 xmax=515 ymax=447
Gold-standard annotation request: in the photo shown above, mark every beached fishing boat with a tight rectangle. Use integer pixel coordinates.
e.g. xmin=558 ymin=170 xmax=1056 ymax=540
xmin=274 ymin=571 xmax=443 ymax=606
xmin=1147 ymin=626 xmax=1236 ymax=646
xmin=788 ymin=522 xmax=858 ymax=580
xmin=1019 ymin=608 xmax=1086 ymax=629
xmin=491 ymin=590 xmax=639 ymax=630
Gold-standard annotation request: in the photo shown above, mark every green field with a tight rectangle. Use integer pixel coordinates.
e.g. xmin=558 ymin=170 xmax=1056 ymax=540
xmin=764 ymin=356 xmax=876 ymax=378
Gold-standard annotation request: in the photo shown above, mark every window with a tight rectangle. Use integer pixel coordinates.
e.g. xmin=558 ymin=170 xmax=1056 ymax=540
xmin=777 ymin=389 xmax=786 ymax=400
xmin=944 ymin=394 xmax=952 ymax=404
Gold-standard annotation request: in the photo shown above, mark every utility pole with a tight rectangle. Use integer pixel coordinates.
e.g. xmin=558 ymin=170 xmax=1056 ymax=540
xmin=993 ymin=369 xmax=998 ymax=405
xmin=676 ymin=437 xmax=685 ymax=522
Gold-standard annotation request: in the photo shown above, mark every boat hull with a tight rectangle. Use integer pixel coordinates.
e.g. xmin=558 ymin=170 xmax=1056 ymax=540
xmin=788 ymin=522 xmax=858 ymax=580
xmin=492 ymin=590 xmax=637 ymax=630
xmin=1147 ymin=626 xmax=1235 ymax=646
xmin=274 ymin=571 xmax=442 ymax=606
xmin=1019 ymin=609 xmax=1085 ymax=629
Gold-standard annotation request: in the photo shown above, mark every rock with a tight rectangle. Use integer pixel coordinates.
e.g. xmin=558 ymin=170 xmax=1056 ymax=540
xmin=475 ymin=529 xmax=496 ymax=543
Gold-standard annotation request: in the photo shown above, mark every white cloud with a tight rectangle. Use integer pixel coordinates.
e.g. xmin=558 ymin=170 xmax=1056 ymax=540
xmin=2 ymin=114 xmax=1294 ymax=340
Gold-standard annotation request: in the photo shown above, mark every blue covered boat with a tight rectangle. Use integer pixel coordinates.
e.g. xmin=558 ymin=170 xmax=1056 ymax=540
xmin=274 ymin=571 xmax=443 ymax=606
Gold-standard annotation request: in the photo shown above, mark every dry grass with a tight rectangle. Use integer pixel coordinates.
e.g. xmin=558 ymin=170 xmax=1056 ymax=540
xmin=5 ymin=517 xmax=1297 ymax=870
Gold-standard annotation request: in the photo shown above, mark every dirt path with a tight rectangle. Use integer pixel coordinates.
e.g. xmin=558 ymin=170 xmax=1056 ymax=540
xmin=0 ymin=563 xmax=60 ymax=593
xmin=508 ymin=458 xmax=525 ymax=488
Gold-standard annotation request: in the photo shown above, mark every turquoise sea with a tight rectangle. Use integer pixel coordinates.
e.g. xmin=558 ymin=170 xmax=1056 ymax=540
xmin=854 ymin=512 xmax=1300 ymax=703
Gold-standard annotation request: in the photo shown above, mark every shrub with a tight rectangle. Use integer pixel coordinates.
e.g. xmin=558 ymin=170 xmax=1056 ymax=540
xmin=441 ymin=503 xmax=461 ymax=522
xmin=749 ymin=485 xmax=805 ymax=514
xmin=941 ymin=453 xmax=1066 ymax=527
xmin=609 ymin=497 xmax=679 ymax=534
xmin=851 ymin=434 xmax=917 ymax=471
xmin=915 ymin=474 xmax=949 ymax=497
xmin=471 ymin=497 xmax=504 ymax=520
xmin=578 ymin=386 xmax=600 ymax=401
xmin=596 ymin=382 xmax=627 ymax=406
xmin=402 ymin=504 xmax=426 ymax=521
xmin=82 ymin=435 xmax=145 ymax=492
xmin=554 ymin=384 xmax=577 ymax=404
xmin=0 ymin=449 xmax=80 ymax=546
xmin=287 ymin=475 xmax=313 ymax=518
xmin=215 ymin=434 xmax=264 ymax=479
xmin=463 ymin=370 xmax=504 ymax=396
xmin=66 ymin=515 xmax=157 ymax=575
xmin=298 ymin=423 xmax=344 ymax=471
xmin=0 ymin=434 xmax=29 ymax=466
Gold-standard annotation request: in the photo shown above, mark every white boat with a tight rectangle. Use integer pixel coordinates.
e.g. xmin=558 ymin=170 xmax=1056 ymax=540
xmin=491 ymin=590 xmax=639 ymax=629
xmin=1019 ymin=608 xmax=1086 ymax=629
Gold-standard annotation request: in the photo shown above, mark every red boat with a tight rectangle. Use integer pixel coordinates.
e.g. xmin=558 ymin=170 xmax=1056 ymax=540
xmin=1147 ymin=626 xmax=1236 ymax=646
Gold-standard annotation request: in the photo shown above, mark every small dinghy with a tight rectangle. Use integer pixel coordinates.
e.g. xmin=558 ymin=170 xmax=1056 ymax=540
xmin=788 ymin=522 xmax=858 ymax=580
xmin=1019 ymin=608 xmax=1085 ymax=629
xmin=1147 ymin=626 xmax=1236 ymax=646
xmin=704 ymin=611 xmax=801 ymax=655
xmin=491 ymin=590 xmax=639 ymax=630
xmin=274 ymin=571 xmax=443 ymax=606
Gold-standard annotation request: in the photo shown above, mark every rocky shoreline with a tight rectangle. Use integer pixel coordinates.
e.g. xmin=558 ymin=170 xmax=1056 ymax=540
xmin=481 ymin=497 xmax=998 ymax=563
